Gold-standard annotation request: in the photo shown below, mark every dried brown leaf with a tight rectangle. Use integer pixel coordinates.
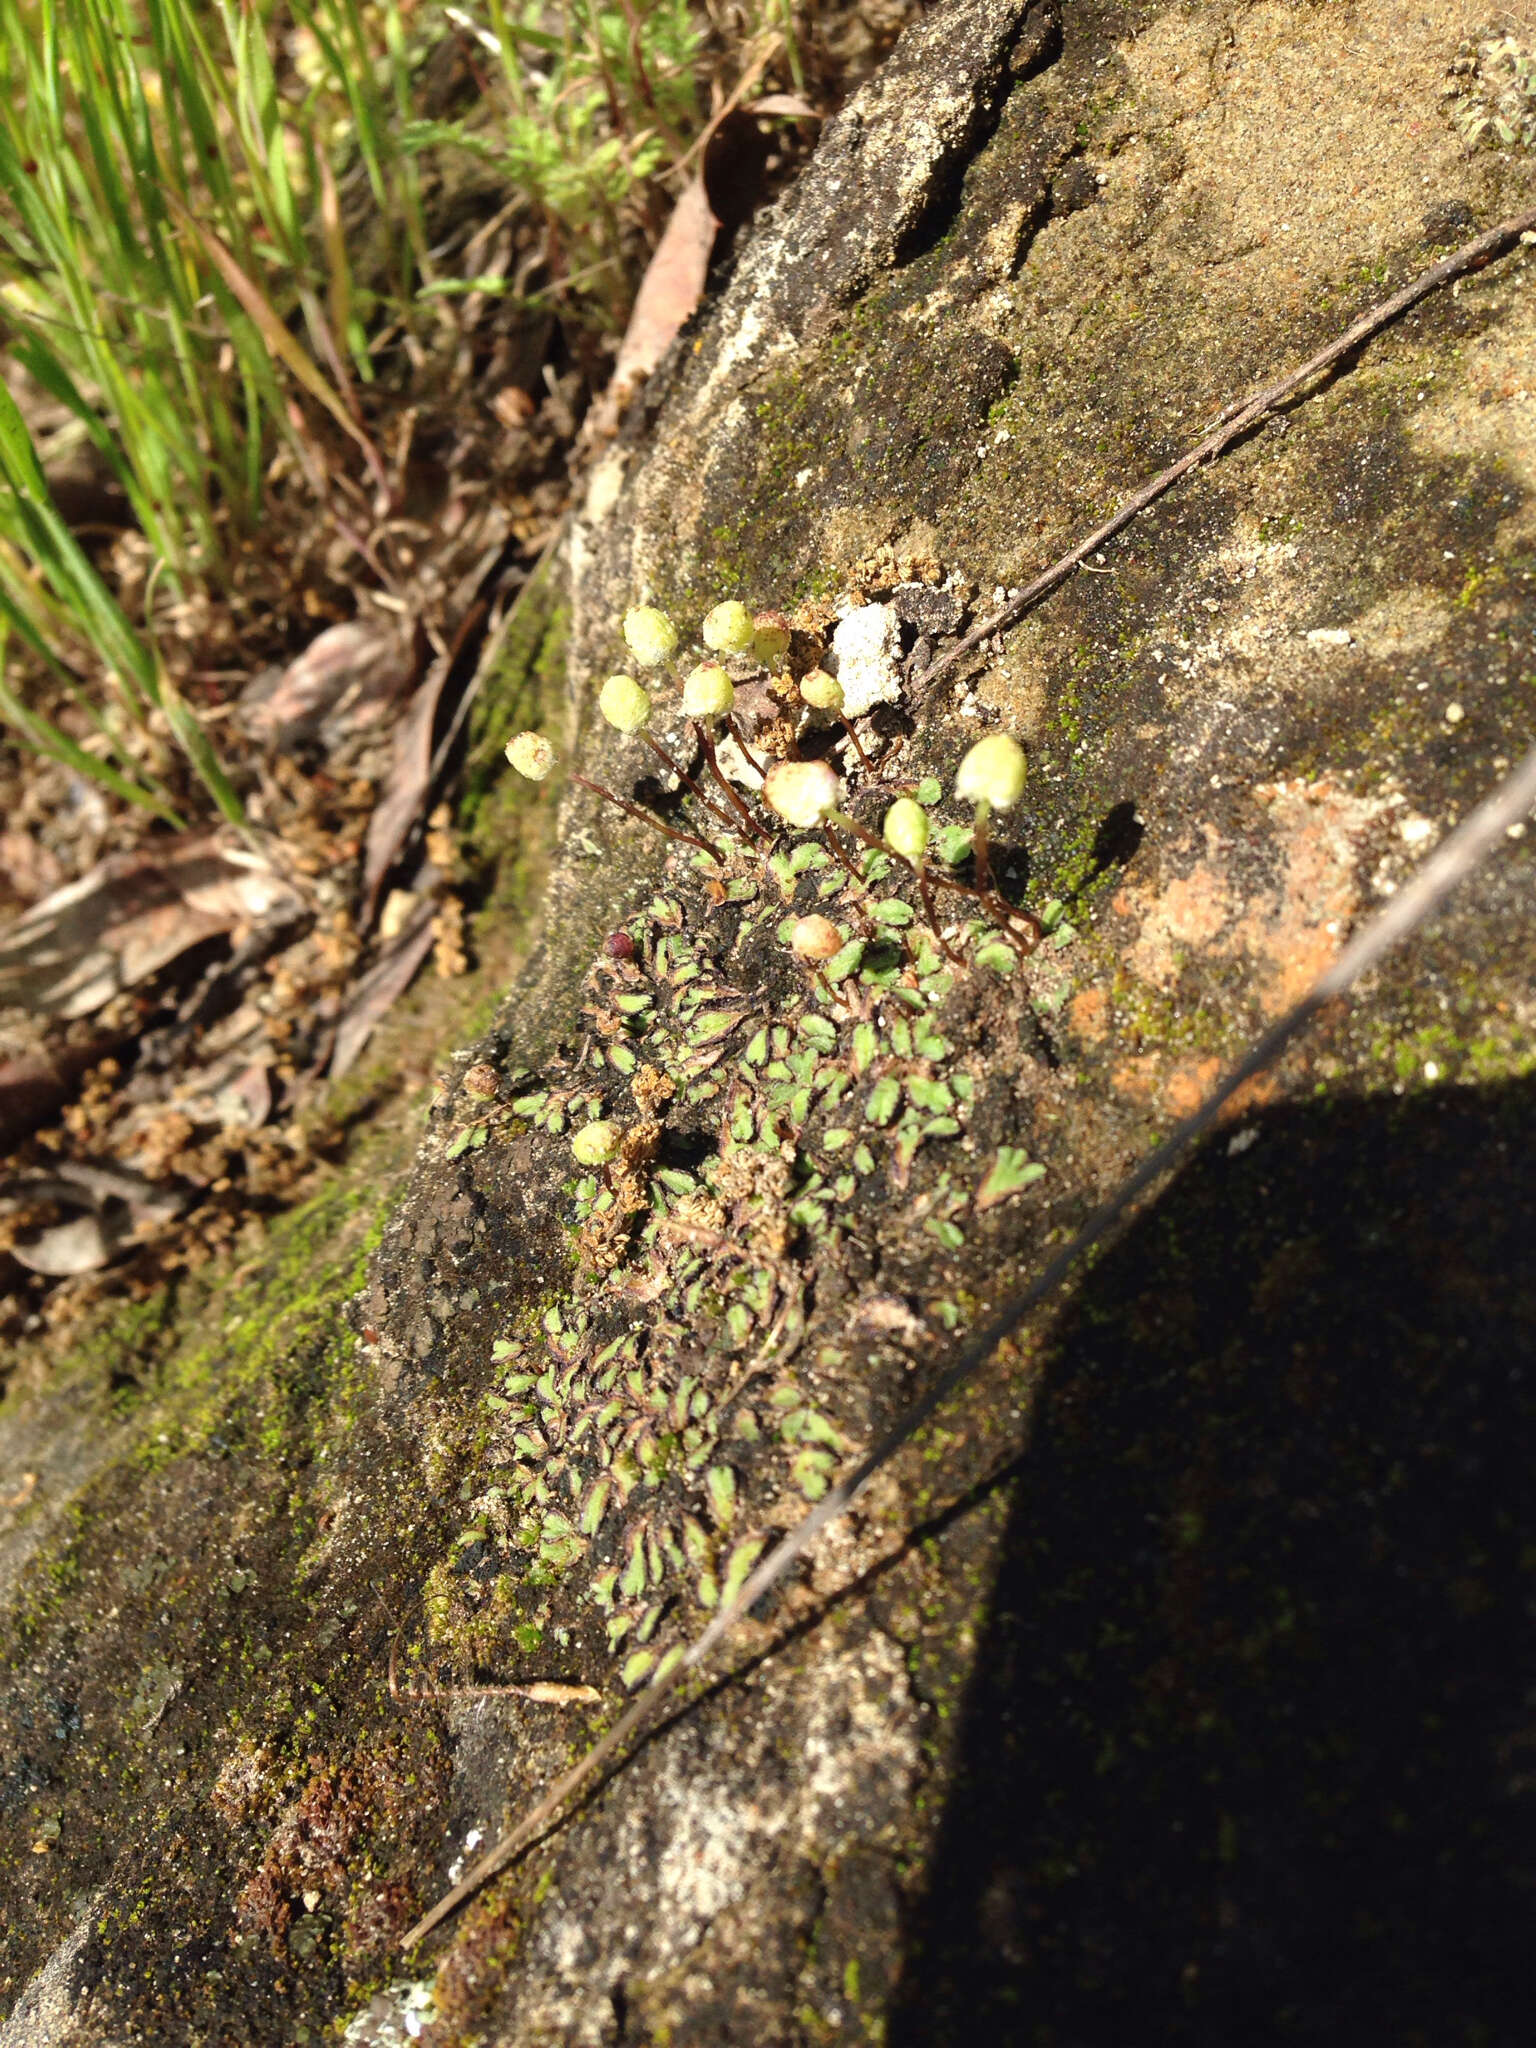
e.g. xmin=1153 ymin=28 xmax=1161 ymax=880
xmin=242 ymin=619 xmax=417 ymax=750
xmin=328 ymin=900 xmax=437 ymax=1080
xmin=0 ymin=1161 xmax=186 ymax=1275
xmin=606 ymin=177 xmax=719 ymax=412
xmin=0 ymin=1037 xmax=123 ymax=1151
xmin=0 ymin=838 xmax=306 ymax=1021
xmin=0 ymin=829 xmax=63 ymax=910
xmin=362 ymin=665 xmax=451 ymax=924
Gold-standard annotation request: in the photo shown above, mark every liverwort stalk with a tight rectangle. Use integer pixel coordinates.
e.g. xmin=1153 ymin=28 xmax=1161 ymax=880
xmin=505 ymin=729 xmax=725 ymax=864
xmin=682 ymin=663 xmax=770 ymax=841
xmin=882 ymin=795 xmax=959 ymax=963
xmin=799 ymin=667 xmax=876 ymax=773
xmin=598 ymin=671 xmax=739 ymax=836
xmin=953 ymin=734 xmax=1043 ymax=950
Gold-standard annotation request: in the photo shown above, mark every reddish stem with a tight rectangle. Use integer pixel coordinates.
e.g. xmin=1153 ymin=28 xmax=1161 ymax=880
xmin=693 ymin=721 xmax=772 ymax=842
xmin=724 ymin=715 xmax=768 ymax=780
xmin=972 ymin=802 xmax=995 ymax=896
xmin=571 ymin=773 xmax=725 ymax=864
xmin=640 ymin=731 xmax=739 ymax=834
xmin=838 ymin=714 xmax=876 ymax=773
xmin=834 ymin=808 xmax=1032 ymax=958
xmin=971 ymin=805 xmax=1043 ymax=950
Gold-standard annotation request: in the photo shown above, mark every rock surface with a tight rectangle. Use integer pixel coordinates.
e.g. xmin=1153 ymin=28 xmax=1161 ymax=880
xmin=4 ymin=2 xmax=1536 ymax=2044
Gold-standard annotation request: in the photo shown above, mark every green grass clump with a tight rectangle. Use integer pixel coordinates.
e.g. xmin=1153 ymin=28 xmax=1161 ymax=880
xmin=0 ymin=375 xmax=241 ymax=822
xmin=0 ymin=0 xmax=806 ymax=827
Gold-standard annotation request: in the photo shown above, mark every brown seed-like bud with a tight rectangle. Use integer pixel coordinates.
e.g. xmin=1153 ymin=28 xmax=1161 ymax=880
xmin=462 ymin=1062 xmax=499 ymax=1099
xmin=604 ymin=931 xmax=637 ymax=961
xmin=790 ymin=914 xmax=842 ymax=962
xmin=751 ymin=610 xmax=793 ymax=666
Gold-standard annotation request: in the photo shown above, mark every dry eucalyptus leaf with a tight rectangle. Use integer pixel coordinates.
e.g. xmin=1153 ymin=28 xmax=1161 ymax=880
xmin=0 ymin=829 xmax=63 ymax=911
xmin=362 ymin=666 xmax=452 ymax=923
xmin=582 ymin=95 xmax=819 ymax=446
xmin=0 ymin=838 xmax=306 ymax=1021
xmin=0 ymin=1161 xmax=186 ymax=1275
xmin=329 ymin=899 xmax=437 ymax=1080
xmin=241 ymin=618 xmax=418 ymax=750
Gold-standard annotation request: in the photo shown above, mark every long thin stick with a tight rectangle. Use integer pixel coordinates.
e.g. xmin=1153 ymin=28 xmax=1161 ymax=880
xmin=403 ymin=740 xmax=1536 ymax=1950
xmin=917 ymin=204 xmax=1536 ymax=695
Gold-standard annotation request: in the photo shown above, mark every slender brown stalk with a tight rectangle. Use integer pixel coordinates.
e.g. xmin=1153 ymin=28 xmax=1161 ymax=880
xmin=971 ymin=800 xmax=994 ymax=895
xmin=640 ymin=731 xmax=739 ymax=833
xmin=964 ymin=804 xmax=1042 ymax=947
xmin=572 ymin=773 xmax=725 ymax=863
xmin=838 ymin=714 xmax=876 ymax=773
xmin=982 ymin=893 xmax=1045 ymax=954
xmin=693 ymin=721 xmax=772 ymax=841
xmin=820 ymin=819 xmax=868 ymax=890
xmin=724 ymin=715 xmax=768 ymax=780
xmin=919 ymin=201 xmax=1536 ymax=696
xmin=835 ymin=807 xmax=1036 ymax=955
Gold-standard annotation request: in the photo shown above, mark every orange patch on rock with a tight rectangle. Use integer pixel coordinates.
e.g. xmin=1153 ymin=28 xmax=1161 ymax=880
xmin=1120 ymin=825 xmax=1234 ymax=989
xmin=1233 ymin=780 xmax=1386 ymax=1015
xmin=1111 ymin=1053 xmax=1281 ymax=1122
xmin=1115 ymin=780 xmax=1387 ymax=1017
xmin=1163 ymin=1056 xmax=1222 ymax=1118
xmin=1068 ymin=986 xmax=1112 ymax=1041
xmin=1110 ymin=1056 xmax=1160 ymax=1105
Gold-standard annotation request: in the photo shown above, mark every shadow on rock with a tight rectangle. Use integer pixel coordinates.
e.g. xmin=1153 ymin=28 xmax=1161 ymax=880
xmin=891 ymin=1074 xmax=1536 ymax=2047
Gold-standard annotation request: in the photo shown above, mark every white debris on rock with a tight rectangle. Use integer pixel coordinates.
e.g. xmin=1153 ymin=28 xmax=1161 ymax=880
xmin=828 ymin=603 xmax=903 ymax=717
xmin=714 ymin=730 xmax=766 ymax=793
xmin=340 ymin=1979 xmax=438 ymax=2046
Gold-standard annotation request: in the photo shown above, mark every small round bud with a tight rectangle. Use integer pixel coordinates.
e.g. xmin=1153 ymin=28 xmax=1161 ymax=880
xmin=622 ymin=605 xmax=679 ymax=667
xmin=604 ymin=930 xmax=636 ymax=961
xmin=798 ymin=668 xmax=843 ymax=714
xmin=462 ymin=1062 xmax=499 ymax=1100
xmin=599 ymin=672 xmax=652 ymax=733
xmin=506 ymin=730 xmax=555 ymax=781
xmin=751 ymin=610 xmax=792 ymax=666
xmin=682 ymin=663 xmax=735 ymax=720
xmin=790 ymin=914 xmax=841 ymax=962
xmin=571 ymin=1120 xmax=620 ymax=1167
xmin=762 ymin=758 xmax=842 ymax=829
xmin=701 ymin=600 xmax=756 ymax=655
xmin=883 ymin=796 xmax=930 ymax=861
xmin=954 ymin=732 xmax=1027 ymax=811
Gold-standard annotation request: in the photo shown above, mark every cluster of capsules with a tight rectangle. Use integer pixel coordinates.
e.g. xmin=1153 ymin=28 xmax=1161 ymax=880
xmin=505 ymin=599 xmax=1041 ymax=1003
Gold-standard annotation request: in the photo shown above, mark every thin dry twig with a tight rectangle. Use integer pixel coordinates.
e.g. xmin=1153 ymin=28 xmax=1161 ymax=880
xmin=404 ymin=733 xmax=1536 ymax=1951
xmin=917 ymin=203 xmax=1536 ymax=695
xmin=388 ymin=1617 xmax=600 ymax=1707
